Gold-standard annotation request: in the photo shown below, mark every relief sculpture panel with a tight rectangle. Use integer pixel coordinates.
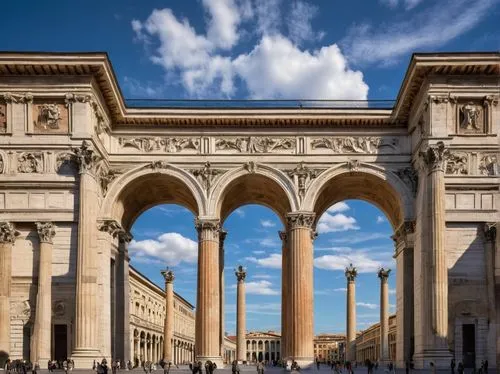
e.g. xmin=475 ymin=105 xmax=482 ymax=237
xmin=33 ymin=100 xmax=69 ymax=134
xmin=0 ymin=102 xmax=6 ymax=133
xmin=310 ymin=136 xmax=399 ymax=154
xmin=215 ymin=136 xmax=296 ymax=153
xmin=118 ymin=137 xmax=200 ymax=153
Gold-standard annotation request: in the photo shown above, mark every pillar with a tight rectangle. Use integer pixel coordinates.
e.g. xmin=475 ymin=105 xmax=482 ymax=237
xmin=219 ymin=230 xmax=227 ymax=359
xmin=484 ymin=223 xmax=497 ymax=368
xmin=418 ymin=142 xmax=452 ymax=367
xmin=286 ymin=212 xmax=315 ymax=368
xmin=235 ymin=265 xmax=246 ymax=363
xmin=195 ymin=218 xmax=222 ymax=366
xmin=378 ymin=268 xmax=391 ymax=363
xmin=162 ymin=269 xmax=175 ymax=362
xmin=0 ymin=222 xmax=19 ymax=361
xmin=117 ymin=230 xmax=132 ymax=365
xmin=345 ymin=263 xmax=357 ymax=363
xmin=31 ymin=222 xmax=56 ymax=364
xmin=279 ymin=231 xmax=288 ymax=362
xmin=72 ymin=141 xmax=101 ymax=366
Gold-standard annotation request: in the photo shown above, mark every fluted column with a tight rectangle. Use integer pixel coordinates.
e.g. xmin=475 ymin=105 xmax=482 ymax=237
xmin=219 ymin=230 xmax=227 ymax=358
xmin=279 ymin=231 xmax=288 ymax=361
xmin=195 ymin=218 xmax=222 ymax=365
xmin=345 ymin=264 xmax=357 ymax=363
xmin=420 ymin=142 xmax=452 ymax=365
xmin=286 ymin=212 xmax=315 ymax=368
xmin=0 ymin=222 xmax=19 ymax=358
xmin=72 ymin=141 xmax=101 ymax=365
xmin=378 ymin=268 xmax=391 ymax=363
xmin=31 ymin=222 xmax=56 ymax=364
xmin=162 ymin=269 xmax=175 ymax=362
xmin=235 ymin=265 xmax=247 ymax=363
xmin=118 ymin=230 xmax=132 ymax=365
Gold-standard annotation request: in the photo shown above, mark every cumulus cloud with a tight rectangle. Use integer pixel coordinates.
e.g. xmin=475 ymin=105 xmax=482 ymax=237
xmin=314 ymin=248 xmax=393 ymax=273
xmin=327 ymin=202 xmax=350 ymax=214
xmin=317 ymin=213 xmax=359 ymax=233
xmin=357 ymin=302 xmax=378 ymax=310
xmin=252 ymin=250 xmax=265 ymax=255
xmin=330 ymin=232 xmax=390 ymax=244
xmin=232 ymin=280 xmax=279 ymax=295
xmin=376 ymin=216 xmax=386 ymax=224
xmin=226 ymin=303 xmax=281 ymax=315
xmin=234 ymin=208 xmax=245 ymax=218
xmin=253 ymin=274 xmax=274 ymax=280
xmin=131 ymin=2 xmax=368 ymax=99
xmin=260 ymin=219 xmax=276 ymax=228
xmin=343 ymin=0 xmax=495 ymax=65
xmin=245 ymin=253 xmax=282 ymax=269
xmin=129 ymin=232 xmax=197 ymax=266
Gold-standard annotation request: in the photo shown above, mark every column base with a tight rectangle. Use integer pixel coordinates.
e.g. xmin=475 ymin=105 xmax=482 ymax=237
xmin=413 ymin=348 xmax=452 ymax=370
xmin=71 ymin=348 xmax=101 ymax=369
xmin=195 ymin=356 xmax=224 ymax=368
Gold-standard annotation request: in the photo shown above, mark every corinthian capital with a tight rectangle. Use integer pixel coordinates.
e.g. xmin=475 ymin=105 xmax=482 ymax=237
xmin=420 ymin=141 xmax=449 ymax=173
xmin=345 ymin=263 xmax=357 ymax=282
xmin=36 ymin=222 xmax=56 ymax=244
xmin=0 ymin=222 xmax=20 ymax=244
xmin=72 ymin=140 xmax=102 ymax=175
xmin=235 ymin=265 xmax=247 ymax=282
xmin=286 ymin=212 xmax=315 ymax=230
xmin=161 ymin=268 xmax=175 ymax=284
xmin=378 ymin=268 xmax=391 ymax=283
xmin=195 ymin=217 xmax=221 ymax=234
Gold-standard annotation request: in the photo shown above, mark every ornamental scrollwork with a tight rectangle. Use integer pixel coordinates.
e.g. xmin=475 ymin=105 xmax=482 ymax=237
xmin=345 ymin=263 xmax=357 ymax=282
xmin=97 ymin=219 xmax=123 ymax=238
xmin=17 ymin=152 xmax=43 ymax=173
xmin=286 ymin=212 xmax=315 ymax=230
xmin=191 ymin=161 xmax=225 ymax=192
xmin=445 ymin=152 xmax=468 ymax=175
xmin=286 ymin=162 xmax=322 ymax=201
xmin=36 ymin=222 xmax=56 ymax=244
xmin=235 ymin=265 xmax=246 ymax=282
xmin=215 ymin=136 xmax=296 ymax=153
xmin=119 ymin=137 xmax=200 ymax=153
xmin=3 ymin=92 xmax=33 ymax=104
xmin=311 ymin=137 xmax=398 ymax=154
xmin=394 ymin=167 xmax=418 ymax=197
xmin=479 ymin=154 xmax=498 ymax=176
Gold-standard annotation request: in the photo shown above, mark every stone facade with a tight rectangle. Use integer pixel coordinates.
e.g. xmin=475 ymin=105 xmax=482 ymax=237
xmin=0 ymin=52 xmax=498 ymax=370
xmin=356 ymin=314 xmax=397 ymax=364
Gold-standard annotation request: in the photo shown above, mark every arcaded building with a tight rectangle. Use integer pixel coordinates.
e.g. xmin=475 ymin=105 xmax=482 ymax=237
xmin=356 ymin=315 xmax=397 ymax=364
xmin=0 ymin=51 xmax=498 ymax=370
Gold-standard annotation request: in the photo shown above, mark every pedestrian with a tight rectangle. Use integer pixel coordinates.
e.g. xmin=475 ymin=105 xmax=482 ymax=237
xmin=63 ymin=360 xmax=68 ymax=374
xmin=430 ymin=362 xmax=436 ymax=374
xmin=450 ymin=358 xmax=455 ymax=374
xmin=112 ymin=360 xmax=117 ymax=374
xmin=457 ymin=362 xmax=464 ymax=374
xmin=231 ymin=360 xmax=240 ymax=374
xmin=257 ymin=361 xmax=265 ymax=374
xmin=484 ymin=359 xmax=488 ymax=374
xmin=316 ymin=359 xmax=320 ymax=370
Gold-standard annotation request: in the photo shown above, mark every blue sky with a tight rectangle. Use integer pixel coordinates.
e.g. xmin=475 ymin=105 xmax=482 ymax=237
xmin=3 ymin=0 xmax=498 ymax=334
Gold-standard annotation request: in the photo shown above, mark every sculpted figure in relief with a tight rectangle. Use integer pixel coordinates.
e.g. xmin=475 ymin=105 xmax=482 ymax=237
xmin=0 ymin=104 xmax=6 ymax=133
xmin=479 ymin=155 xmax=498 ymax=176
xmin=460 ymin=103 xmax=482 ymax=130
xmin=18 ymin=152 xmax=43 ymax=173
xmin=445 ymin=152 xmax=468 ymax=175
xmin=215 ymin=137 xmax=295 ymax=153
xmin=311 ymin=137 xmax=394 ymax=154
xmin=39 ymin=104 xmax=62 ymax=129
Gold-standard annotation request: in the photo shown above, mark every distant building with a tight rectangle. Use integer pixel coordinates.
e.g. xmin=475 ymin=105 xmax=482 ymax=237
xmin=313 ymin=334 xmax=346 ymax=362
xmin=355 ymin=314 xmax=397 ymax=364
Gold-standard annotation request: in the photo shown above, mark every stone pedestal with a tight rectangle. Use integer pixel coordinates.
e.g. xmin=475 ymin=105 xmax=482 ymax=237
xmin=72 ymin=141 xmax=101 ymax=367
xmin=162 ymin=269 xmax=175 ymax=362
xmin=31 ymin=222 xmax=56 ymax=364
xmin=0 ymin=222 xmax=19 ymax=358
xmin=279 ymin=231 xmax=288 ymax=362
xmin=378 ymin=268 xmax=391 ymax=364
xmin=286 ymin=212 xmax=315 ymax=368
xmin=235 ymin=265 xmax=246 ymax=363
xmin=345 ymin=264 xmax=357 ymax=364
xmin=195 ymin=218 xmax=222 ymax=367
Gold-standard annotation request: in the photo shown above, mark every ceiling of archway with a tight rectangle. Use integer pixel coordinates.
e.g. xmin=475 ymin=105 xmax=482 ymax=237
xmin=219 ymin=174 xmax=291 ymax=224
xmin=113 ymin=174 xmax=199 ymax=230
xmin=314 ymin=173 xmax=403 ymax=229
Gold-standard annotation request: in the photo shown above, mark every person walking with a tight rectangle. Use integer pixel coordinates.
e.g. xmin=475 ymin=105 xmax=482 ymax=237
xmin=429 ymin=362 xmax=436 ymax=374
xmin=457 ymin=362 xmax=464 ymax=374
xmin=450 ymin=358 xmax=455 ymax=374
xmin=231 ymin=360 xmax=240 ymax=374
xmin=257 ymin=361 xmax=265 ymax=374
xmin=484 ymin=359 xmax=488 ymax=374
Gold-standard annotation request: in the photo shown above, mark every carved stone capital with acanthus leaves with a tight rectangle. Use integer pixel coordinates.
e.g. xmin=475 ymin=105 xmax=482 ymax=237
xmin=36 ymin=222 xmax=56 ymax=244
xmin=195 ymin=218 xmax=221 ymax=241
xmin=286 ymin=212 xmax=315 ymax=230
xmin=235 ymin=265 xmax=246 ymax=282
xmin=0 ymin=222 xmax=20 ymax=244
xmin=161 ymin=269 xmax=175 ymax=284
xmin=72 ymin=140 xmax=102 ymax=175
xmin=345 ymin=263 xmax=358 ymax=282
xmin=419 ymin=141 xmax=449 ymax=174
xmin=378 ymin=268 xmax=391 ymax=283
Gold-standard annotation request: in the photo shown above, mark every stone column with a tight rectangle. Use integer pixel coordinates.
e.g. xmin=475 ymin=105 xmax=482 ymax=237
xmin=420 ymin=141 xmax=452 ymax=366
xmin=219 ymin=230 xmax=227 ymax=358
xmin=72 ymin=141 xmax=101 ymax=366
xmin=195 ymin=218 xmax=222 ymax=366
xmin=31 ymin=222 xmax=56 ymax=364
xmin=378 ymin=268 xmax=391 ymax=364
xmin=484 ymin=223 xmax=497 ymax=368
xmin=345 ymin=263 xmax=357 ymax=363
xmin=117 ymin=230 xmax=132 ymax=365
xmin=162 ymin=269 xmax=175 ymax=362
xmin=286 ymin=212 xmax=315 ymax=368
xmin=235 ymin=265 xmax=246 ymax=363
xmin=279 ymin=231 xmax=288 ymax=362
xmin=0 ymin=222 xmax=19 ymax=359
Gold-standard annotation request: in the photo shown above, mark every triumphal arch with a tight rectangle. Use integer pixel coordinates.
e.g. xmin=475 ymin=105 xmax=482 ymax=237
xmin=0 ymin=52 xmax=498 ymax=370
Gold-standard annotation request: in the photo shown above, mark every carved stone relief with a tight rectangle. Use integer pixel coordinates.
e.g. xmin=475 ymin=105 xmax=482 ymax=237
xmin=458 ymin=102 xmax=484 ymax=133
xmin=53 ymin=300 xmax=66 ymax=317
xmin=286 ymin=162 xmax=322 ymax=200
xmin=0 ymin=102 xmax=6 ymax=133
xmin=17 ymin=152 xmax=43 ymax=173
xmin=311 ymin=137 xmax=398 ymax=153
xmin=0 ymin=154 xmax=4 ymax=174
xmin=479 ymin=154 xmax=498 ymax=176
xmin=3 ymin=92 xmax=33 ymax=104
xmin=445 ymin=152 xmax=469 ymax=175
xmin=394 ymin=167 xmax=418 ymax=196
xmin=33 ymin=100 xmax=69 ymax=134
xmin=215 ymin=137 xmax=296 ymax=153
xmin=191 ymin=161 xmax=225 ymax=192
xmin=347 ymin=159 xmax=360 ymax=172
xmin=119 ymin=137 xmax=200 ymax=153
xmin=10 ymin=300 xmax=33 ymax=321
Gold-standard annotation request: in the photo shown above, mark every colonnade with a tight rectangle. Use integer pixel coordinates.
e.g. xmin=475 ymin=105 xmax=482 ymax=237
xmin=132 ymin=329 xmax=193 ymax=365
xmin=245 ymin=340 xmax=281 ymax=362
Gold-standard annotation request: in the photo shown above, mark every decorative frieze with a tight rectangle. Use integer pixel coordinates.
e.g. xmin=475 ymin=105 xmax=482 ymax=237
xmin=0 ymin=102 xmax=6 ymax=133
xmin=64 ymin=93 xmax=91 ymax=104
xmin=479 ymin=154 xmax=498 ymax=176
xmin=445 ymin=152 xmax=468 ymax=175
xmin=311 ymin=136 xmax=398 ymax=154
xmin=36 ymin=221 xmax=56 ymax=244
xmin=0 ymin=222 xmax=20 ymax=243
xmin=286 ymin=162 xmax=321 ymax=200
xmin=119 ymin=137 xmax=200 ymax=153
xmin=17 ymin=152 xmax=43 ymax=173
xmin=345 ymin=263 xmax=358 ymax=282
xmin=191 ymin=162 xmax=225 ymax=192
xmin=394 ymin=167 xmax=418 ymax=196
xmin=215 ymin=136 xmax=295 ymax=153
xmin=286 ymin=212 xmax=315 ymax=230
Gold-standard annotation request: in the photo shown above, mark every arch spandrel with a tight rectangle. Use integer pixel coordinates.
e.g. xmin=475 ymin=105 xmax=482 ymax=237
xmin=209 ymin=164 xmax=299 ymax=224
xmin=302 ymin=162 xmax=414 ymax=230
xmin=100 ymin=163 xmax=206 ymax=231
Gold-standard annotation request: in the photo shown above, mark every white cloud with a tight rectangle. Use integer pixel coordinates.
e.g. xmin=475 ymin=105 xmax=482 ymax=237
xmin=288 ymin=0 xmax=324 ymax=45
xmin=227 ymin=302 xmax=281 ymax=315
xmin=330 ymin=232 xmax=390 ymax=244
xmin=123 ymin=77 xmax=165 ymax=98
xmin=389 ymin=288 xmax=396 ymax=295
xmin=129 ymin=232 xmax=197 ymax=266
xmin=252 ymin=250 xmax=265 ymax=255
xmin=245 ymin=237 xmax=280 ymax=248
xmin=334 ymin=287 xmax=347 ymax=292
xmin=260 ymin=219 xmax=276 ymax=228
xmin=202 ymin=0 xmax=241 ymax=49
xmin=253 ymin=274 xmax=273 ymax=280
xmin=245 ymin=253 xmax=282 ymax=269
xmin=343 ymin=0 xmax=495 ymax=65
xmin=380 ymin=0 xmax=423 ymax=9
xmin=314 ymin=249 xmax=394 ymax=273
xmin=357 ymin=302 xmax=378 ymax=310
xmin=253 ymin=0 xmax=282 ymax=35
xmin=234 ymin=208 xmax=245 ymax=218
xmin=327 ymin=202 xmax=350 ymax=214
xmin=376 ymin=216 xmax=386 ymax=224
xmin=242 ymin=280 xmax=280 ymax=295
xmin=317 ymin=213 xmax=359 ymax=233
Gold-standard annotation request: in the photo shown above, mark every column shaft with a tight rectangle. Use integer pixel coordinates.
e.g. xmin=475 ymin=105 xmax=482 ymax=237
xmin=195 ymin=219 xmax=221 ymax=364
xmin=236 ymin=266 xmax=246 ymax=363
xmin=286 ymin=213 xmax=315 ymax=367
xmin=219 ymin=231 xmax=227 ymax=358
xmin=378 ymin=269 xmax=390 ymax=362
xmin=116 ymin=233 xmax=132 ymax=365
xmin=280 ymin=231 xmax=288 ymax=361
xmin=163 ymin=275 xmax=174 ymax=362
xmin=345 ymin=264 xmax=357 ymax=363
